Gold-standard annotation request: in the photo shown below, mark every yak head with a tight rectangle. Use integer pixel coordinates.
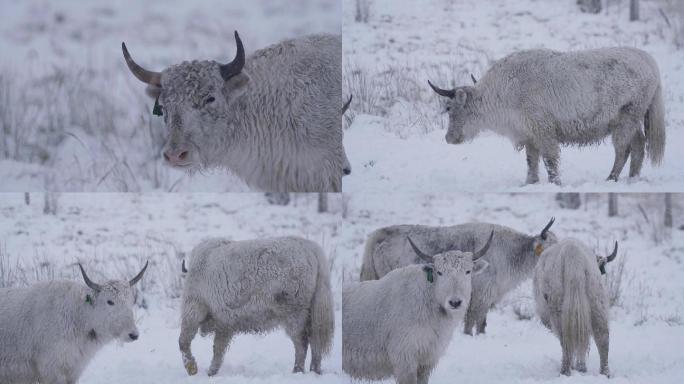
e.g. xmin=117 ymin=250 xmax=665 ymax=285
xmin=122 ymin=32 xmax=249 ymax=170
xmin=407 ymin=231 xmax=492 ymax=315
xmin=427 ymin=78 xmax=479 ymax=145
xmin=532 ymin=217 xmax=558 ymax=258
xmin=78 ymin=262 xmax=148 ymax=343
xmin=596 ymin=241 xmax=618 ymax=275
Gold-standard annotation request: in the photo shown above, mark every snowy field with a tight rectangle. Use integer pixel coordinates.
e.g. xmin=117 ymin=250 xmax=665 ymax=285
xmin=0 ymin=0 xmax=341 ymax=192
xmin=0 ymin=193 xmax=346 ymax=383
xmin=342 ymin=0 xmax=684 ymax=193
xmin=338 ymin=192 xmax=684 ymax=383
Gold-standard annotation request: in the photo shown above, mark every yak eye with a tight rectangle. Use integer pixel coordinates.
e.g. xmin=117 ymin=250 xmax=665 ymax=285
xmin=446 ymin=106 xmax=451 ymax=112
xmin=465 ymin=270 xmax=471 ymax=275
xmin=107 ymin=300 xmax=115 ymax=306
xmin=205 ymin=96 xmax=215 ymax=105
xmin=436 ymin=271 xmax=442 ymax=276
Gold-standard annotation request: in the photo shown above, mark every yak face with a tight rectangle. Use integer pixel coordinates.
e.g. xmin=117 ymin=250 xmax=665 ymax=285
xmin=407 ymin=233 xmax=493 ymax=315
xmin=427 ymin=81 xmax=478 ymax=144
xmin=444 ymin=87 xmax=478 ymax=145
xmin=123 ymin=31 xmax=247 ymax=171
xmin=79 ymin=263 xmax=147 ymax=343
xmin=88 ymin=281 xmax=140 ymax=343
xmin=151 ymin=62 xmax=250 ymax=170
xmin=427 ymin=251 xmax=488 ymax=315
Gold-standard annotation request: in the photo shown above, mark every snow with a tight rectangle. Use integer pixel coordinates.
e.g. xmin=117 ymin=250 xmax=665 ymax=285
xmin=342 ymin=0 xmax=684 ymax=193
xmin=337 ymin=192 xmax=684 ymax=383
xmin=0 ymin=0 xmax=341 ymax=192
xmin=1 ymin=193 xmax=682 ymax=383
xmin=0 ymin=193 xmax=345 ymax=383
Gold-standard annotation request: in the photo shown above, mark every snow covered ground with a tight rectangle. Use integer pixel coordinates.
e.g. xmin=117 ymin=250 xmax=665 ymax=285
xmin=0 ymin=0 xmax=341 ymax=192
xmin=338 ymin=192 xmax=684 ymax=383
xmin=342 ymin=0 xmax=684 ymax=193
xmin=1 ymin=192 xmax=682 ymax=383
xmin=0 ymin=193 xmax=346 ymax=383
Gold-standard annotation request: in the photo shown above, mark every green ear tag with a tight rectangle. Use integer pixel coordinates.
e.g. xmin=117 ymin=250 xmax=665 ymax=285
xmin=426 ymin=269 xmax=433 ymax=283
xmin=153 ymin=98 xmax=163 ymax=116
xmin=85 ymin=294 xmax=94 ymax=306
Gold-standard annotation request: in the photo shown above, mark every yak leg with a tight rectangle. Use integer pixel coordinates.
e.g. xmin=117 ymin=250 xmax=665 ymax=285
xmin=463 ymin=306 xmax=477 ymax=335
xmin=628 ymin=130 xmax=646 ymax=178
xmin=207 ymin=330 xmax=233 ymax=376
xmin=591 ymin=302 xmax=611 ymax=377
xmin=525 ymin=143 xmax=541 ymax=184
xmin=285 ymin=314 xmax=310 ymax=373
xmin=417 ymin=365 xmax=432 ymax=384
xmin=541 ymin=145 xmax=562 ymax=185
xmin=179 ymin=302 xmax=207 ymax=376
xmin=463 ymin=297 xmax=488 ymax=335
xmin=607 ymin=117 xmax=639 ymax=181
xmin=393 ymin=363 xmax=418 ymax=384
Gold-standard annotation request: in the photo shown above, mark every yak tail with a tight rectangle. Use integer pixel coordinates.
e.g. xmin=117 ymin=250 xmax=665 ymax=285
xmin=360 ymin=229 xmax=384 ymax=281
xmin=310 ymin=250 xmax=334 ymax=359
xmin=561 ymin=265 xmax=592 ymax=363
xmin=645 ymin=82 xmax=665 ymax=165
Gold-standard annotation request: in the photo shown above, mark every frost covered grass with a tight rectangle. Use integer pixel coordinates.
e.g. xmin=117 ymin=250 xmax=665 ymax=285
xmin=342 ymin=0 xmax=684 ymax=192
xmin=0 ymin=0 xmax=341 ymax=192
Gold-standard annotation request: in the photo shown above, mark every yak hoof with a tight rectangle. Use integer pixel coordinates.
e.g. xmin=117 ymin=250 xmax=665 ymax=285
xmin=310 ymin=364 xmax=322 ymax=375
xmin=293 ymin=366 xmax=305 ymax=374
xmin=207 ymin=367 xmax=219 ymax=377
xmin=560 ymin=368 xmax=571 ymax=376
xmin=607 ymin=174 xmax=619 ymax=182
xmin=185 ymin=360 xmax=198 ymax=376
xmin=525 ymin=177 xmax=540 ymax=185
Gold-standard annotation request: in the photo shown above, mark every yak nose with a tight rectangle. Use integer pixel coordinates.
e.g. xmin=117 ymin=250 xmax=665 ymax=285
xmin=343 ymin=167 xmax=351 ymax=175
xmin=162 ymin=147 xmax=190 ymax=165
xmin=128 ymin=332 xmax=139 ymax=341
xmin=449 ymin=299 xmax=462 ymax=309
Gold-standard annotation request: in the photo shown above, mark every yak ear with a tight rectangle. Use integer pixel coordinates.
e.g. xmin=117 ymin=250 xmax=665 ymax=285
xmin=472 ymin=259 xmax=489 ymax=276
xmin=223 ymin=71 xmax=250 ymax=102
xmin=145 ymin=85 xmax=161 ymax=99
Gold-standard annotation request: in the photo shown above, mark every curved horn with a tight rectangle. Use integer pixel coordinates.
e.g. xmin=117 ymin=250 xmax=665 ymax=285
xmin=427 ymin=80 xmax=456 ymax=98
xmin=472 ymin=231 xmax=494 ymax=260
xmin=470 ymin=74 xmax=477 ymax=85
xmin=342 ymin=95 xmax=353 ymax=114
xmin=407 ymin=236 xmax=433 ymax=263
xmin=220 ymin=31 xmax=246 ymax=81
xmin=129 ymin=261 xmax=149 ymax=286
xmin=181 ymin=259 xmax=188 ymax=273
xmin=78 ymin=264 xmax=102 ymax=292
xmin=121 ymin=43 xmax=162 ymax=86
xmin=540 ymin=217 xmax=555 ymax=240
xmin=606 ymin=241 xmax=618 ymax=263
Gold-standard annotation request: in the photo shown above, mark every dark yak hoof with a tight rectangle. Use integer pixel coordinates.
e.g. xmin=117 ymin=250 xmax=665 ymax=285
xmin=184 ymin=360 xmax=198 ymax=376
xmin=293 ymin=366 xmax=305 ymax=374
xmin=310 ymin=365 xmax=322 ymax=375
xmin=607 ymin=174 xmax=619 ymax=182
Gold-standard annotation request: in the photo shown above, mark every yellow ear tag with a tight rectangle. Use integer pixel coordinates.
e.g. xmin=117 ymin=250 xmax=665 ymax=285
xmin=535 ymin=244 xmax=544 ymax=256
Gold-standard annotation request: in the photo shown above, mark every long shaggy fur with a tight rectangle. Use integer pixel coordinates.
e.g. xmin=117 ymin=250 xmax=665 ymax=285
xmin=359 ymin=222 xmax=557 ymax=335
xmin=533 ymin=238 xmax=611 ymax=376
xmin=344 ymin=250 xmax=484 ymax=384
xmin=0 ymin=276 xmax=141 ymax=384
xmin=151 ymin=34 xmax=345 ymax=192
xmin=646 ymin=83 xmax=666 ymax=164
xmin=439 ymin=47 xmax=665 ymax=183
xmin=178 ymin=236 xmax=334 ymax=376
